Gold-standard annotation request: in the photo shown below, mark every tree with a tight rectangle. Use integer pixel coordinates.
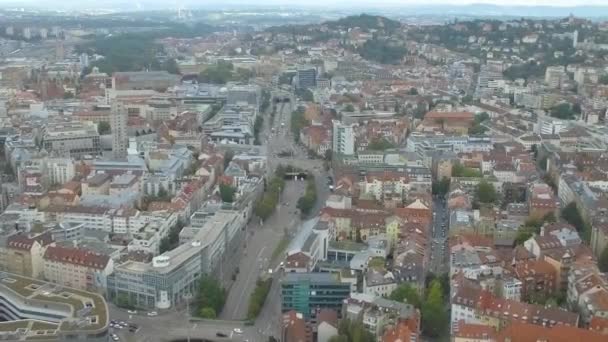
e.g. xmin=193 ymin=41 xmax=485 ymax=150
xmin=295 ymin=88 xmax=314 ymax=102
xmin=247 ymin=278 xmax=272 ymax=320
xmin=390 ymin=283 xmax=421 ymax=308
xmin=408 ymin=88 xmax=419 ymax=95
xmin=358 ymin=38 xmax=407 ymax=64
xmin=223 ymin=149 xmax=234 ymax=169
xmin=198 ymin=61 xmax=234 ymax=84
xmin=219 ymin=184 xmax=236 ymax=203
xmin=562 ymin=202 xmax=591 ymax=242
xmin=162 ymin=58 xmax=180 ymax=74
xmin=421 ymin=279 xmax=448 ymax=337
xmin=115 ymin=293 xmax=135 ymax=310
xmin=344 ymin=104 xmax=355 ymax=112
xmin=98 ymin=121 xmax=111 ymax=135
xmin=599 ymin=246 xmax=608 ymax=272
xmin=432 ymin=177 xmax=450 ymax=196
xmin=476 ymin=180 xmax=497 ymax=204
xmin=328 ymin=336 xmax=348 ymax=342
xmin=297 ymin=176 xmax=317 ymax=217
xmin=334 ymin=319 xmax=375 ymax=342
xmin=199 ymin=307 xmax=217 ymax=318
xmin=452 ymin=164 xmax=481 ymax=178
xmin=195 ymin=276 xmax=226 ymax=317
xmin=367 ymin=137 xmax=395 ymax=151
xmin=324 ymin=149 xmax=333 ymax=161
xmin=550 ymin=103 xmax=577 ymax=120
xmin=156 ymin=185 xmax=169 ymax=200
xmin=514 ymin=228 xmax=533 ymax=246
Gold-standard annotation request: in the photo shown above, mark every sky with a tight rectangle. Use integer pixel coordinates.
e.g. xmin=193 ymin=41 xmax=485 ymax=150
xmin=1 ymin=0 xmax=608 ymax=6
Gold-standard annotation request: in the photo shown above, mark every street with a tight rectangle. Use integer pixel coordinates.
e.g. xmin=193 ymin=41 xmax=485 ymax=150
xmin=430 ymin=196 xmax=449 ymax=274
xmin=108 ymin=89 xmax=330 ymax=342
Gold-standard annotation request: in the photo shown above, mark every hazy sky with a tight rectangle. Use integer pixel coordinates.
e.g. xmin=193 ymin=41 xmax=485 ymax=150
xmin=1 ymin=0 xmax=608 ymax=6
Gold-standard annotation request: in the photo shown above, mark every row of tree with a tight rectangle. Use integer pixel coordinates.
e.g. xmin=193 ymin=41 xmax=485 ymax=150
xmin=254 ymin=168 xmax=287 ymax=220
xmin=290 ymin=106 xmax=309 ymax=143
xmin=247 ymin=278 xmax=273 ymax=320
xmin=253 ymin=116 xmax=264 ymax=145
xmin=296 ymin=175 xmax=317 ymax=217
xmin=195 ymin=276 xmax=226 ymax=319
xmin=388 ymin=278 xmax=449 ymax=337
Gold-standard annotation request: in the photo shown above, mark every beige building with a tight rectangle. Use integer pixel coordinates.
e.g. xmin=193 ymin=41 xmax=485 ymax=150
xmin=43 ymin=245 xmax=113 ymax=292
xmin=81 ymin=173 xmax=112 ymax=196
xmin=1 ymin=233 xmax=52 ymax=278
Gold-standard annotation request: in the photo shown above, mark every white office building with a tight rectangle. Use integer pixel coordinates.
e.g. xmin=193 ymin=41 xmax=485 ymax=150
xmin=332 ymin=120 xmax=355 ymax=156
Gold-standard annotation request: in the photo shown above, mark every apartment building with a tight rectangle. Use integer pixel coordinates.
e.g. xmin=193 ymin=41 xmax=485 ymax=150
xmin=43 ymin=245 xmax=113 ymax=292
xmin=332 ymin=120 xmax=355 ymax=156
xmin=451 ymin=287 xmax=578 ymax=334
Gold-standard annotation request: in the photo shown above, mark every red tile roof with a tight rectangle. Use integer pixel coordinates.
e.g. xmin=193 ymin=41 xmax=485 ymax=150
xmin=455 ymin=321 xmax=497 ymax=340
xmin=44 ymin=245 xmax=110 ymax=270
xmin=496 ymin=321 xmax=606 ymax=342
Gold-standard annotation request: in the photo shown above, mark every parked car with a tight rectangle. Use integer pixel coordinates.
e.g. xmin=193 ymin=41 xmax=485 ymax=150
xmin=147 ymin=311 xmax=158 ymax=317
xmin=233 ymin=328 xmax=243 ymax=334
xmin=216 ymin=332 xmax=228 ymax=338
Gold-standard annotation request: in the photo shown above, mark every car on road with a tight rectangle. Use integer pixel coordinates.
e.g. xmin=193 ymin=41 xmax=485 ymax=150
xmin=280 ymin=261 xmax=285 ymax=268
xmin=233 ymin=328 xmax=243 ymax=334
xmin=111 ymin=334 xmax=119 ymax=341
xmin=216 ymin=332 xmax=228 ymax=338
xmin=147 ymin=311 xmax=157 ymax=317
xmin=127 ymin=310 xmax=137 ymax=314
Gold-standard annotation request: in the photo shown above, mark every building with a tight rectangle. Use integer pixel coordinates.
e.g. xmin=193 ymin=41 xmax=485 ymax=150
xmin=0 ymin=272 xmax=109 ymax=341
xmin=281 ymin=272 xmax=351 ymax=319
xmin=111 ymin=101 xmax=128 ymax=159
xmin=495 ymin=321 xmax=607 ymax=342
xmin=363 ymin=269 xmax=397 ymax=298
xmin=332 ymin=120 xmax=355 ymax=156
xmin=297 ymin=66 xmax=317 ymax=89
xmin=107 ymin=240 xmax=204 ymax=309
xmin=2 ymin=233 xmax=52 ymax=278
xmin=421 ymin=111 xmax=474 ymax=134
xmin=451 ymin=287 xmax=579 ymax=334
xmin=42 ymin=122 xmax=101 ymax=158
xmin=111 ymin=71 xmax=178 ymax=91
xmin=512 ymin=259 xmax=557 ymax=302
xmin=43 ymin=245 xmax=113 ymax=293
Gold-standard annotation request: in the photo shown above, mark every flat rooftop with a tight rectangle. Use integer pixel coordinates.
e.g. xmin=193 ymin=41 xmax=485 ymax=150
xmin=0 ymin=272 xmax=108 ymax=338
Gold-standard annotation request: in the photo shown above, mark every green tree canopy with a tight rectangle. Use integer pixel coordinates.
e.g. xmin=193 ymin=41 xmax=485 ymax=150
xmin=421 ymin=279 xmax=449 ymax=337
xmin=390 ymin=283 xmax=421 ymax=308
xmin=561 ymin=202 xmax=591 ymax=242
xmin=599 ymin=246 xmax=608 ymax=272
xmin=432 ymin=177 xmax=450 ymax=196
xmin=97 ymin=121 xmax=111 ymax=135
xmin=550 ymin=103 xmax=577 ymax=120
xmin=367 ymin=137 xmax=395 ymax=151
xmin=199 ymin=307 xmax=217 ymax=318
xmin=223 ymin=149 xmax=235 ymax=169
xmin=452 ymin=164 xmax=482 ymax=177
xmin=219 ymin=184 xmax=236 ymax=203
xmin=476 ymin=180 xmax=497 ymax=204
xmin=195 ymin=276 xmax=226 ymax=317
xmin=358 ymin=39 xmax=407 ymax=64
